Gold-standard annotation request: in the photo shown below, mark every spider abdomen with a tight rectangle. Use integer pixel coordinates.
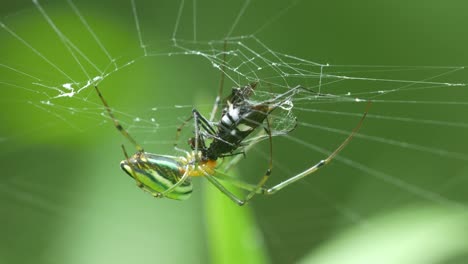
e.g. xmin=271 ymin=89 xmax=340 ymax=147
xmin=120 ymin=152 xmax=193 ymax=200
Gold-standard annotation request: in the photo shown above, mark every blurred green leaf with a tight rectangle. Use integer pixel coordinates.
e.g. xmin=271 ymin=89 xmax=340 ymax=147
xmin=204 ymin=170 xmax=269 ymax=264
xmin=299 ymin=206 xmax=468 ymax=264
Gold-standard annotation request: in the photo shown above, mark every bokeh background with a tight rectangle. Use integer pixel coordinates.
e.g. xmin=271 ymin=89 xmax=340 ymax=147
xmin=2 ymin=0 xmax=468 ymax=264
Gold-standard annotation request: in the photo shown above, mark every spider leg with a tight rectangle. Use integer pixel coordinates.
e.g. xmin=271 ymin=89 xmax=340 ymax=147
xmin=201 ymin=167 xmax=246 ymax=205
xmin=209 ymin=40 xmax=228 ymax=122
xmin=95 ymin=86 xmax=144 ymax=152
xmin=192 ymin=110 xmax=201 ymax=155
xmin=161 ymin=165 xmax=190 ymax=196
xmin=121 ymin=144 xmax=163 ymax=197
xmin=215 ymin=171 xmax=266 ymax=195
xmin=218 ymin=150 xmax=245 ymax=159
xmin=95 ymin=86 xmax=167 ymax=196
xmin=209 ymin=101 xmax=371 ymax=204
xmin=174 ymin=109 xmax=217 ymax=150
xmin=192 ymin=109 xmax=220 ymax=158
xmin=174 ymin=114 xmax=194 ymax=149
xmin=193 ymin=109 xmax=217 ymax=135
xmin=199 ymin=117 xmax=273 ymax=206
xmin=265 ymin=101 xmax=371 ymax=194
xmin=242 ymin=116 xmax=273 ymax=203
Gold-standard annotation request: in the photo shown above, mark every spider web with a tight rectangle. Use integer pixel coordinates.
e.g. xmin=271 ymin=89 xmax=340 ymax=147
xmin=1 ymin=0 xmax=468 ymax=263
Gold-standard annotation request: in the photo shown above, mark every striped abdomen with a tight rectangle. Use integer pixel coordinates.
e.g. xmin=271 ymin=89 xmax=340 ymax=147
xmin=120 ymin=152 xmax=192 ymax=200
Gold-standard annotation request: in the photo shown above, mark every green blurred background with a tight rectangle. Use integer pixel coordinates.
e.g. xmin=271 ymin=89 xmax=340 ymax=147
xmin=1 ymin=0 xmax=468 ymax=264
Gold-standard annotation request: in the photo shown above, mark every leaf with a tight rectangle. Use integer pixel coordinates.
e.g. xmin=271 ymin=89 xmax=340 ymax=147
xmin=298 ymin=206 xmax=468 ymax=264
xmin=204 ymin=170 xmax=270 ymax=264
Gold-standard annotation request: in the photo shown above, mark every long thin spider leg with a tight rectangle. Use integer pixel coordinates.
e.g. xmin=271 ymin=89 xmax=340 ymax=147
xmin=210 ymin=101 xmax=371 ymax=204
xmin=242 ymin=116 xmax=273 ymax=203
xmin=193 ymin=109 xmax=217 ymax=135
xmin=161 ymin=165 xmax=190 ymax=196
xmin=201 ymin=167 xmax=246 ymax=205
xmin=266 ymin=101 xmax=372 ymax=194
xmin=209 ymin=40 xmax=228 ymax=122
xmin=193 ymin=109 xmax=201 ymax=159
xmin=191 ymin=109 xmax=221 ymax=154
xmin=215 ymin=170 xmax=266 ymax=194
xmin=174 ymin=114 xmax=194 ymax=149
xmin=174 ymin=109 xmax=217 ymax=151
xmin=122 ymin=144 xmax=165 ymax=198
xmin=121 ymin=144 xmax=147 ymax=191
xmin=199 ymin=117 xmax=273 ymax=205
xmin=218 ymin=151 xmax=245 ymax=158
xmin=95 ymin=85 xmax=144 ymax=152
xmin=262 ymin=85 xmax=315 ymax=108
